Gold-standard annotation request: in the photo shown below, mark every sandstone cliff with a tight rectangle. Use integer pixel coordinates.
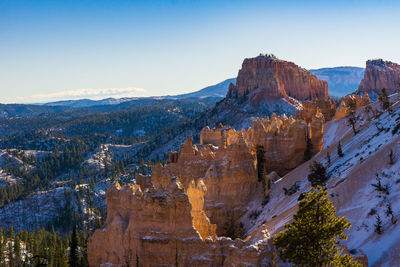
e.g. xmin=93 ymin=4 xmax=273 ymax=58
xmin=141 ymin=56 xmax=332 ymax=162
xmin=88 ymin=112 xmax=325 ymax=266
xmin=88 ymin=176 xmax=272 ymax=267
xmin=333 ymin=93 xmax=371 ymax=120
xmin=152 ymin=134 xmax=258 ymax=236
xmin=226 ymin=55 xmax=329 ymax=106
xmin=357 ymin=59 xmax=400 ymax=99
xmin=296 ymin=98 xmax=336 ymax=123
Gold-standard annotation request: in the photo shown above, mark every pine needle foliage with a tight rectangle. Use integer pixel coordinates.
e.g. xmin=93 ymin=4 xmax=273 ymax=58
xmin=273 ymin=186 xmax=361 ymax=267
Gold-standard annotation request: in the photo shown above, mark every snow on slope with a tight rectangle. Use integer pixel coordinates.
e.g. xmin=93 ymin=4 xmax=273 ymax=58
xmin=248 ymin=93 xmax=400 ymax=266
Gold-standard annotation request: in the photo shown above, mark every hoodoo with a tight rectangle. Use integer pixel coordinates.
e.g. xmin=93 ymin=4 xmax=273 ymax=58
xmin=88 ymin=114 xmax=324 ymax=266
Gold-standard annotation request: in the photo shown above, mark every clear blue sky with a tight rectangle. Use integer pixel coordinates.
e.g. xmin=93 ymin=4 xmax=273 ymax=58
xmin=1 ymin=0 xmax=399 ymax=103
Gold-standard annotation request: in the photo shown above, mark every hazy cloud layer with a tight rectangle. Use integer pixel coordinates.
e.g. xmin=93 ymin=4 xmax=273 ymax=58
xmin=13 ymin=87 xmax=147 ymax=103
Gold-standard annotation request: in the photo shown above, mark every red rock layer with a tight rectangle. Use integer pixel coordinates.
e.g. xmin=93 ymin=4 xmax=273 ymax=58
xmin=88 ymin=112 xmax=325 ymax=267
xmin=226 ymin=55 xmax=329 ymax=106
xmin=88 ymin=178 xmax=272 ymax=267
xmin=151 ymin=135 xmax=258 ymax=236
xmin=358 ymin=59 xmax=400 ymax=95
xmin=296 ymin=98 xmax=336 ymax=123
xmin=200 ymin=114 xmax=324 ymax=176
xmin=333 ymin=93 xmax=371 ymax=120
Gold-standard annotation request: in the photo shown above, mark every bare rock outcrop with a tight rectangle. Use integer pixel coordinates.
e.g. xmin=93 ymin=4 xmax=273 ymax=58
xmin=357 ymin=59 xmax=400 ymax=99
xmin=245 ymin=113 xmax=324 ymax=174
xmin=333 ymin=93 xmax=371 ymax=120
xmin=296 ymin=98 xmax=336 ymax=123
xmin=88 ymin=179 xmax=272 ymax=267
xmin=226 ymin=55 xmax=329 ymax=106
xmin=88 ymin=112 xmax=325 ymax=267
xmin=153 ymin=134 xmax=258 ymax=236
xmin=199 ymin=114 xmax=324 ymax=175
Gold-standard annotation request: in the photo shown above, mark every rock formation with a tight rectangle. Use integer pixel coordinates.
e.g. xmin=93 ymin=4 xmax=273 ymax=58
xmin=88 ymin=175 xmax=272 ymax=267
xmin=333 ymin=93 xmax=371 ymax=120
xmin=226 ymin=55 xmax=329 ymax=106
xmin=199 ymin=113 xmax=324 ymax=175
xmin=244 ymin=113 xmax=324 ymax=174
xmin=152 ymin=134 xmax=258 ymax=236
xmin=296 ymin=98 xmax=336 ymax=123
xmin=357 ymin=59 xmax=400 ymax=99
xmin=88 ymin=112 xmax=325 ymax=267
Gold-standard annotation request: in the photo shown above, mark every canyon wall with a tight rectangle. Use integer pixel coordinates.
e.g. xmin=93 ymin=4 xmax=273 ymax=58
xmin=296 ymin=98 xmax=336 ymax=123
xmin=88 ymin=179 xmax=272 ymax=267
xmin=333 ymin=93 xmax=371 ymax=120
xmin=152 ymin=134 xmax=258 ymax=236
xmin=244 ymin=113 xmax=324 ymax=174
xmin=226 ymin=55 xmax=329 ymax=106
xmin=88 ymin=111 xmax=325 ymax=267
xmin=357 ymin=59 xmax=400 ymax=98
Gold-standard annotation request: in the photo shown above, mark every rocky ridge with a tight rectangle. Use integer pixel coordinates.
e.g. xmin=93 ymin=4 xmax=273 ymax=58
xmin=333 ymin=93 xmax=371 ymax=120
xmin=226 ymin=55 xmax=328 ymax=106
xmin=88 ymin=112 xmax=326 ymax=266
xmin=357 ymin=59 xmax=400 ymax=100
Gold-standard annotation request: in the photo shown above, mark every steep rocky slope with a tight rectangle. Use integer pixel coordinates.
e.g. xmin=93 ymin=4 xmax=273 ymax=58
xmin=357 ymin=59 xmax=400 ymax=100
xmin=255 ymin=93 xmax=400 ymax=266
xmin=140 ymin=55 xmax=331 ymax=162
xmin=88 ymin=112 xmax=325 ymax=266
xmin=89 ymin=91 xmax=400 ymax=266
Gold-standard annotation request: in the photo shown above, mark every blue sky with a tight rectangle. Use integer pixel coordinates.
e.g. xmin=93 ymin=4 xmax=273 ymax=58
xmin=1 ymin=0 xmax=399 ymax=103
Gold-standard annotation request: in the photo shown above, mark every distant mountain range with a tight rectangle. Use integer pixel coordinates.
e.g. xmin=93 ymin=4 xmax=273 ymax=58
xmin=1 ymin=67 xmax=364 ymax=116
xmin=41 ymin=67 xmax=364 ymax=108
xmin=309 ymin=66 xmax=365 ymax=97
xmin=43 ymin=78 xmax=236 ymax=108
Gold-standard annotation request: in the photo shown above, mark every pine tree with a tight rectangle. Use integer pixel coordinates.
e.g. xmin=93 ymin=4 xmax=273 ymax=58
xmin=374 ymin=215 xmax=383 ymax=234
xmin=14 ymin=234 xmax=21 ymax=266
xmin=326 ymin=151 xmax=331 ymax=166
xmin=273 ymin=186 xmax=361 ymax=267
xmin=256 ymin=145 xmax=266 ymax=182
xmin=378 ymin=88 xmax=391 ymax=112
xmin=337 ymin=141 xmax=344 ymax=157
xmin=69 ymin=226 xmax=79 ymax=267
xmin=0 ymin=229 xmax=3 ymax=264
xmin=304 ymin=136 xmax=313 ymax=161
xmin=307 ymin=161 xmax=329 ymax=187
xmin=389 ymin=149 xmax=395 ymax=165
xmin=347 ymin=98 xmax=359 ymax=135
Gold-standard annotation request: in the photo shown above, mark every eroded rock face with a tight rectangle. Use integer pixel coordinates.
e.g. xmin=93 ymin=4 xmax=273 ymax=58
xmin=245 ymin=113 xmax=323 ymax=174
xmin=88 ymin=179 xmax=272 ymax=267
xmin=296 ymin=98 xmax=336 ymax=123
xmin=199 ymin=114 xmax=324 ymax=176
xmin=357 ymin=59 xmax=400 ymax=99
xmin=333 ymin=93 xmax=371 ymax=120
xmin=226 ymin=55 xmax=329 ymax=106
xmin=152 ymin=134 xmax=258 ymax=236
xmin=88 ymin=112 xmax=325 ymax=267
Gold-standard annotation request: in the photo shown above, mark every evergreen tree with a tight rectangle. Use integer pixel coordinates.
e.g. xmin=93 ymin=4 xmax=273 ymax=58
xmin=307 ymin=161 xmax=329 ymax=187
xmin=304 ymin=136 xmax=313 ymax=161
xmin=347 ymin=98 xmax=359 ymax=135
xmin=326 ymin=151 xmax=331 ymax=166
xmin=0 ymin=229 xmax=4 ymax=264
xmin=14 ymin=234 xmax=21 ymax=266
xmin=374 ymin=215 xmax=383 ymax=234
xmin=69 ymin=226 xmax=79 ymax=267
xmin=273 ymin=186 xmax=361 ymax=267
xmin=389 ymin=149 xmax=395 ymax=165
xmin=337 ymin=141 xmax=344 ymax=157
xmin=256 ymin=145 xmax=266 ymax=182
xmin=378 ymin=88 xmax=391 ymax=112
